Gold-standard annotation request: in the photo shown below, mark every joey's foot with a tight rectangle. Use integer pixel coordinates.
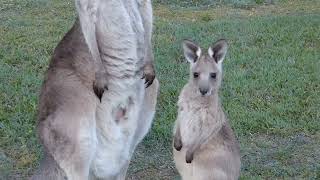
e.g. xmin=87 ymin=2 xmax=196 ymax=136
xmin=142 ymin=63 xmax=155 ymax=88
xmin=174 ymin=137 xmax=183 ymax=151
xmin=93 ymin=71 xmax=108 ymax=102
xmin=186 ymin=151 xmax=194 ymax=164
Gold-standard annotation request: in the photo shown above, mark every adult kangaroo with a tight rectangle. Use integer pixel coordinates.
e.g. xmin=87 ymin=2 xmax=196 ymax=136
xmin=31 ymin=0 xmax=158 ymax=179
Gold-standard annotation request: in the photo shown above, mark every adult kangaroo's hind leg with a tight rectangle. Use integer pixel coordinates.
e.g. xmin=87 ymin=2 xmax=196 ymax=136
xmin=134 ymin=78 xmax=159 ymax=145
xmin=31 ymin=152 xmax=67 ymax=180
xmin=34 ymin=78 xmax=98 ymax=180
xmin=116 ymin=78 xmax=159 ymax=180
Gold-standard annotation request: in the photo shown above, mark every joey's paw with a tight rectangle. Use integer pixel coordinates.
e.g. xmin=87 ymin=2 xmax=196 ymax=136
xmin=186 ymin=151 xmax=194 ymax=164
xmin=93 ymin=71 xmax=108 ymax=102
xmin=142 ymin=63 xmax=155 ymax=88
xmin=174 ymin=138 xmax=183 ymax=151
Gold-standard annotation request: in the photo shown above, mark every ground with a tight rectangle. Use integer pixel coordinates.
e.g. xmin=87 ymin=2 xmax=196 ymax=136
xmin=0 ymin=0 xmax=319 ymax=179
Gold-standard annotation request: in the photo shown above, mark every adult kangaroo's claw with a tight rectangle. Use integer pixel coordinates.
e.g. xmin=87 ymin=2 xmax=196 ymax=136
xmin=93 ymin=71 xmax=108 ymax=102
xmin=143 ymin=63 xmax=155 ymax=88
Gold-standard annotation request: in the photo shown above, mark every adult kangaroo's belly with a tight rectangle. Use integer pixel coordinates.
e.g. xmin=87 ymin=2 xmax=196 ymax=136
xmin=91 ymin=79 xmax=145 ymax=178
xmin=90 ymin=2 xmax=146 ymax=178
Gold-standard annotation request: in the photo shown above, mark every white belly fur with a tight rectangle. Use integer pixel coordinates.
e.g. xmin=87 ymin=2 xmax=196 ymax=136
xmin=91 ymin=79 xmax=145 ymax=178
xmin=89 ymin=0 xmax=147 ymax=178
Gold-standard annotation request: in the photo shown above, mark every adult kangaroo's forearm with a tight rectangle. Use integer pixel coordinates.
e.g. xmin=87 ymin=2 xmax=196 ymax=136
xmin=75 ymin=0 xmax=101 ymax=69
xmin=75 ymin=0 xmax=108 ymax=100
xmin=139 ymin=0 xmax=156 ymax=87
xmin=139 ymin=0 xmax=154 ymax=63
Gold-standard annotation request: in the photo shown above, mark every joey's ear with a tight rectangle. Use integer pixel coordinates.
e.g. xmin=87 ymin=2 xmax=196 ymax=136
xmin=182 ymin=39 xmax=201 ymax=63
xmin=208 ymin=39 xmax=228 ymax=63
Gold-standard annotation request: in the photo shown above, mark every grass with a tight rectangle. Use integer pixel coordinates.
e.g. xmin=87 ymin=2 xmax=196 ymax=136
xmin=153 ymin=0 xmax=270 ymax=8
xmin=0 ymin=0 xmax=319 ymax=179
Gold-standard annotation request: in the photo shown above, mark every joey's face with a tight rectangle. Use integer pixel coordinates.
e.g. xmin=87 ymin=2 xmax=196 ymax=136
xmin=191 ymin=55 xmax=221 ymax=96
xmin=182 ymin=39 xmax=228 ymax=97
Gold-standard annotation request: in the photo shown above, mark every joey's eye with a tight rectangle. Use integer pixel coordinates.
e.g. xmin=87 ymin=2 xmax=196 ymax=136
xmin=193 ymin=72 xmax=199 ymax=78
xmin=210 ymin=73 xmax=217 ymax=79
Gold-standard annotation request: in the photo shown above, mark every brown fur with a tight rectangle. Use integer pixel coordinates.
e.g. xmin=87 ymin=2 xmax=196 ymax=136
xmin=32 ymin=18 xmax=159 ymax=179
xmin=32 ymin=19 xmax=98 ymax=179
xmin=33 ymin=0 xmax=158 ymax=179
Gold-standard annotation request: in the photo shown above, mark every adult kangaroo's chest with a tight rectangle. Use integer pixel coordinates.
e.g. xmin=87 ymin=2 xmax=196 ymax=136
xmin=96 ymin=0 xmax=145 ymax=59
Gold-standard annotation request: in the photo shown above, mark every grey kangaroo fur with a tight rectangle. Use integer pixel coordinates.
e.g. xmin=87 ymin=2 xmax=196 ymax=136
xmin=31 ymin=0 xmax=158 ymax=179
xmin=173 ymin=39 xmax=241 ymax=180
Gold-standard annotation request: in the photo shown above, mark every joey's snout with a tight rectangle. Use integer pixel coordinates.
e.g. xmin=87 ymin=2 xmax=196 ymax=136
xmin=199 ymin=82 xmax=211 ymax=96
xmin=198 ymin=78 xmax=211 ymax=96
xmin=199 ymin=88 xmax=208 ymax=96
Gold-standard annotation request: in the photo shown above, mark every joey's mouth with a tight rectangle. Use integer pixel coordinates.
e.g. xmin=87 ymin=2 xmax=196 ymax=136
xmin=201 ymin=93 xmax=211 ymax=97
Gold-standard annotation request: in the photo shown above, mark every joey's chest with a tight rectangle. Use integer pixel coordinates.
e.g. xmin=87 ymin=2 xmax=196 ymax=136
xmin=178 ymin=99 xmax=206 ymax=117
xmin=177 ymin=99 xmax=214 ymax=129
xmin=178 ymin=102 xmax=201 ymax=128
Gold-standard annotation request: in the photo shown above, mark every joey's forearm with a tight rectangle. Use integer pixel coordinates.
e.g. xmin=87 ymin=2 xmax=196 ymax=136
xmin=185 ymin=142 xmax=201 ymax=164
xmin=174 ymin=125 xmax=182 ymax=151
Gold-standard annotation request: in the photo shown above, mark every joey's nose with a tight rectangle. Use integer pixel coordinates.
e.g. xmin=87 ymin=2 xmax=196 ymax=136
xmin=200 ymin=89 xmax=208 ymax=95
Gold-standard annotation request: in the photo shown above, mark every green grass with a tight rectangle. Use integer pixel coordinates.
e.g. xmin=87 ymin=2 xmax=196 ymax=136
xmin=153 ymin=0 xmax=269 ymax=8
xmin=0 ymin=0 xmax=319 ymax=179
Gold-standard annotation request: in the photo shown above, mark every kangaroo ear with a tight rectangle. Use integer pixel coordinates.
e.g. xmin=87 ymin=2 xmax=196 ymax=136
xmin=182 ymin=39 xmax=201 ymax=63
xmin=208 ymin=39 xmax=228 ymax=63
